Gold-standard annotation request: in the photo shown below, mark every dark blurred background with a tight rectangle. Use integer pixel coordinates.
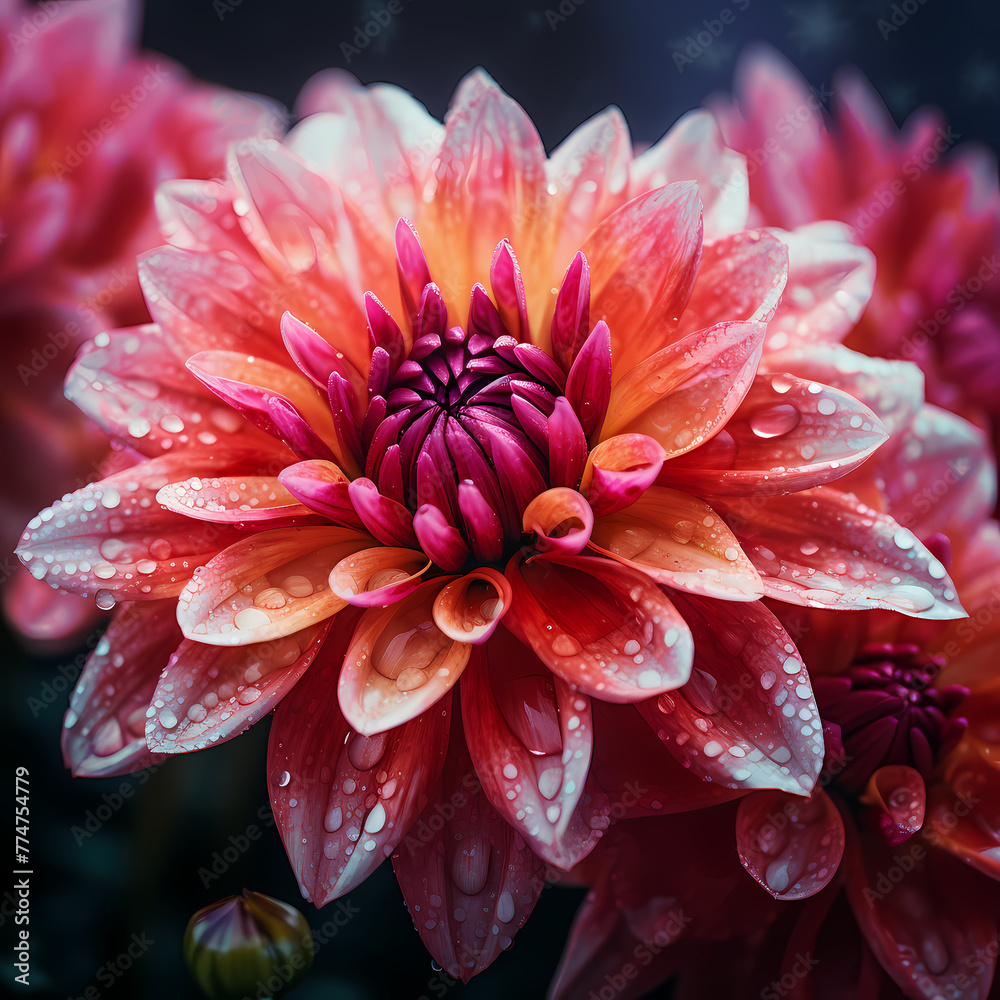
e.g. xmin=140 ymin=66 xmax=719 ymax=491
xmin=6 ymin=0 xmax=999 ymax=998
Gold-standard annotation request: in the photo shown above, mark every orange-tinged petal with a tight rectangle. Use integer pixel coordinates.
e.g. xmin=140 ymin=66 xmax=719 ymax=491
xmin=505 ymin=553 xmax=693 ymax=703
xmin=338 ymin=581 xmax=471 ymax=734
xmin=145 ymin=623 xmax=330 ymax=753
xmin=580 ymin=434 xmax=666 ymax=517
xmin=432 ymin=568 xmax=511 ymax=644
xmin=736 ymin=788 xmax=845 ymax=900
xmin=662 ymin=373 xmax=888 ymax=496
xmin=860 ymin=765 xmax=926 ymax=845
xmin=328 ymin=546 xmax=430 ymax=607
xmin=176 ymin=526 xmax=371 ymax=645
xmin=522 ymin=487 xmax=594 ymax=556
xmin=278 ymin=458 xmax=364 ymax=530
xmin=589 ymin=487 xmax=763 ymax=601
xmin=156 ymin=476 xmax=315 ymax=525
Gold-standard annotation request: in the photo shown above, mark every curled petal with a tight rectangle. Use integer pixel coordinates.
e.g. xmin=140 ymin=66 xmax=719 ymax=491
xmin=338 ymin=581 xmax=471 ymax=734
xmin=329 ymin=546 xmax=430 ymax=607
xmin=589 ymin=487 xmax=762 ymax=600
xmin=392 ymin=723 xmax=546 ymax=982
xmin=61 ymin=601 xmax=179 ymax=778
xmin=278 ymin=459 xmax=364 ymax=530
xmin=736 ymin=788 xmax=845 ymax=900
xmin=269 ymin=613 xmax=452 ymax=904
xmin=432 ymin=568 xmax=511 ymax=644
xmin=581 ymin=434 xmax=666 ymax=517
xmin=523 ymin=487 xmax=594 ymax=556
xmin=412 ymin=504 xmax=470 ymax=574
xmin=636 ymin=593 xmax=825 ymax=794
xmin=565 ymin=320 xmax=612 ymax=443
xmin=348 ymin=478 xmax=418 ymax=547
xmin=663 ymin=373 xmax=888 ymax=496
xmin=860 ymin=765 xmax=926 ymax=846
xmin=715 ymin=487 xmax=966 ymax=619
xmin=462 ymin=630 xmax=607 ymax=868
xmin=156 ymin=476 xmax=314 ymax=525
xmin=506 ymin=553 xmax=693 ymax=703
xmin=176 ymin=526 xmax=370 ymax=645
xmin=145 ymin=623 xmax=330 ymax=753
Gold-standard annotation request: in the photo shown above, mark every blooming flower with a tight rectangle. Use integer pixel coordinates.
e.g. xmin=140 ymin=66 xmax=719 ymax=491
xmin=17 ymin=68 xmax=962 ymax=980
xmin=0 ymin=0 xmax=281 ymax=649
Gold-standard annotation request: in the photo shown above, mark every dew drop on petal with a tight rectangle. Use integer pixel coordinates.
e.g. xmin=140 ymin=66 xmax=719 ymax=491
xmin=750 ymin=404 xmax=799 ymax=439
xmin=552 ymin=633 xmax=582 ymax=656
xmin=276 ymin=770 xmax=291 ymax=787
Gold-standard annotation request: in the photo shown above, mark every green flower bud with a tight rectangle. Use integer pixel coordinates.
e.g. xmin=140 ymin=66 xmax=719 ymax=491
xmin=184 ymin=889 xmax=314 ymax=1000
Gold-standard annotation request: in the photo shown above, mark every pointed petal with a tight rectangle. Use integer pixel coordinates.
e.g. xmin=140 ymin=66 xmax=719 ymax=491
xmin=457 ymin=481 xmax=504 ymax=562
xmin=565 ymin=321 xmax=612 ymax=443
xmin=329 ymin=546 xmax=430 ymax=607
xmin=392 ymin=721 xmax=546 ymax=981
xmin=463 ymin=631 xmax=606 ymax=869
xmin=736 ymin=788 xmax=845 ymax=900
xmin=581 ymin=434 xmax=666 ymax=517
xmin=662 ymin=373 xmax=888 ymax=496
xmin=278 ymin=459 xmax=365 ymax=530
xmin=176 ymin=526 xmax=370 ymax=645
xmin=145 ymin=623 xmax=330 ymax=753
xmin=601 ymin=320 xmax=766 ymax=452
xmin=394 ymin=218 xmax=433 ymax=331
xmin=506 ymin=553 xmax=693 ymax=702
xmin=347 ymin=478 xmax=418 ymax=547
xmin=281 ymin=311 xmax=367 ymax=413
xmin=61 ymin=601 xmax=179 ymax=777
xmin=523 ymin=488 xmax=594 ymax=556
xmin=860 ymin=765 xmax=926 ymax=845
xmin=432 ymin=568 xmax=511 ymax=644
xmin=490 ymin=239 xmax=529 ymax=342
xmin=156 ymin=476 xmax=315 ymax=525
xmin=338 ymin=581 xmax=471 ymax=734
xmin=589 ymin=487 xmax=763 ymax=600
xmin=582 ymin=182 xmax=703 ymax=375
xmin=412 ymin=504 xmax=471 ymax=574
xmin=269 ymin=613 xmax=452 ymax=904
xmin=714 ymin=487 xmax=967 ymax=619
xmin=547 ymin=396 xmax=589 ymax=490
xmin=549 ymin=251 xmax=591 ymax=372
xmin=636 ymin=593 xmax=825 ymax=794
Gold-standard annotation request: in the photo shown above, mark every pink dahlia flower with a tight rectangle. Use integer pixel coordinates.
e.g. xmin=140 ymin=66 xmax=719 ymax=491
xmin=0 ymin=0 xmax=281 ymax=648
xmin=17 ymin=69 xmax=963 ymax=981
xmin=712 ymin=46 xmax=1000 ymax=437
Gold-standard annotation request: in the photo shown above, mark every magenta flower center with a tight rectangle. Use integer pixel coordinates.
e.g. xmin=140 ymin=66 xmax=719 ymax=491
xmin=814 ymin=642 xmax=968 ymax=793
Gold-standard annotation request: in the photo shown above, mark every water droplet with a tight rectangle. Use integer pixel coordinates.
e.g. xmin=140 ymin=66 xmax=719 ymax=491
xmin=669 ymin=519 xmax=696 ymax=544
xmin=816 ymin=397 xmax=837 ymax=416
xmin=100 ymin=488 xmax=121 ymax=509
xmin=254 ymin=587 xmax=288 ymax=610
xmin=395 ymin=667 xmax=427 ymax=691
xmin=186 ymin=704 xmax=208 ymax=723
xmin=749 ymin=404 xmax=800 ymax=439
xmin=136 ymin=559 xmax=157 ymax=575
xmin=502 ymin=763 xmax=518 ymax=780
xmin=799 ymin=541 xmax=819 ymax=556
xmin=324 ymin=807 xmax=343 ymax=832
xmin=552 ymin=633 xmax=582 ymax=656
xmin=282 ymin=574 xmax=314 ymax=597
xmin=96 ymin=590 xmax=116 ymax=610
xmin=277 ymin=770 xmax=291 ymax=787
xmin=496 ymin=890 xmax=515 ymax=923
xmin=158 ymin=708 xmax=178 ymax=729
xmin=364 ymin=802 xmax=387 ymax=834
xmin=234 ymin=607 xmax=271 ymax=630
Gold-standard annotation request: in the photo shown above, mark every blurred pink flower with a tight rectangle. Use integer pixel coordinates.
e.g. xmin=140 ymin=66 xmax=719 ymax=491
xmin=0 ymin=0 xmax=282 ymax=649
xmin=15 ymin=68 xmax=960 ymax=981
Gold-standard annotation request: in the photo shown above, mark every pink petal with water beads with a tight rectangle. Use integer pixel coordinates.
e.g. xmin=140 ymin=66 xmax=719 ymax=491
xmin=506 ymin=553 xmax=693 ymax=703
xmin=636 ymin=593 xmax=825 ymax=794
xmin=145 ymin=623 xmax=330 ymax=753
xmin=522 ymin=488 xmax=594 ymax=556
xmin=61 ymin=601 xmax=180 ymax=778
xmin=662 ymin=373 xmax=888 ymax=497
xmin=365 ymin=291 xmax=406 ymax=368
xmin=269 ymin=613 xmax=452 ymax=904
xmin=462 ymin=631 xmax=606 ymax=869
xmin=329 ymin=547 xmax=430 ymax=607
xmin=395 ymin=218 xmax=432 ymax=330
xmin=432 ymin=568 xmax=512 ymax=644
xmin=338 ymin=581 xmax=471 ymax=735
xmin=736 ymin=788 xmax=845 ymax=900
xmin=565 ymin=321 xmax=612 ymax=444
xmin=156 ymin=476 xmax=314 ymax=525
xmin=468 ymin=282 xmax=508 ymax=340
xmin=176 ymin=526 xmax=371 ymax=645
xmin=412 ymin=505 xmax=471 ymax=573
xmin=490 ymin=239 xmax=530 ymax=342
xmin=860 ymin=765 xmax=926 ymax=846
xmin=347 ymin=478 xmax=418 ymax=547
xmin=278 ymin=460 xmax=364 ymax=530
xmin=588 ymin=487 xmax=762 ymax=601
xmin=581 ymin=434 xmax=666 ymax=517
xmin=549 ymin=251 xmax=591 ymax=372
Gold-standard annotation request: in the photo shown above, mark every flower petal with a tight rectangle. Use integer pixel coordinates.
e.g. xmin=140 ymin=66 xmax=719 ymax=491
xmin=156 ymin=476 xmax=315 ymax=525
xmin=662 ymin=373 xmax=888 ymax=496
xmin=329 ymin=546 xmax=430 ymax=607
xmin=61 ymin=601 xmax=180 ymax=778
xmin=392 ymin=722 xmax=546 ymax=982
xmin=636 ymin=592 xmax=825 ymax=794
xmin=582 ymin=182 xmax=703 ymax=376
xmin=589 ymin=487 xmax=762 ymax=600
xmin=277 ymin=459 xmax=365 ymax=530
xmin=269 ymin=612 xmax=452 ymax=904
xmin=347 ymin=478 xmax=418 ymax=547
xmin=412 ymin=504 xmax=471 ymax=573
xmin=432 ymin=568 xmax=511 ymax=644
xmin=462 ymin=630 xmax=607 ymax=869
xmin=549 ymin=251 xmax=591 ymax=372
xmin=736 ymin=788 xmax=845 ymax=900
xmin=506 ymin=553 xmax=693 ymax=702
xmin=176 ymin=526 xmax=370 ymax=645
xmin=859 ymin=765 xmax=926 ymax=846
xmin=581 ymin=434 xmax=666 ymax=517
xmin=565 ymin=320 xmax=612 ymax=443
xmin=523 ymin=487 xmax=594 ymax=556
xmin=714 ymin=487 xmax=967 ymax=619
xmin=338 ymin=581 xmax=471 ymax=734
xmin=145 ymin=623 xmax=331 ymax=753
